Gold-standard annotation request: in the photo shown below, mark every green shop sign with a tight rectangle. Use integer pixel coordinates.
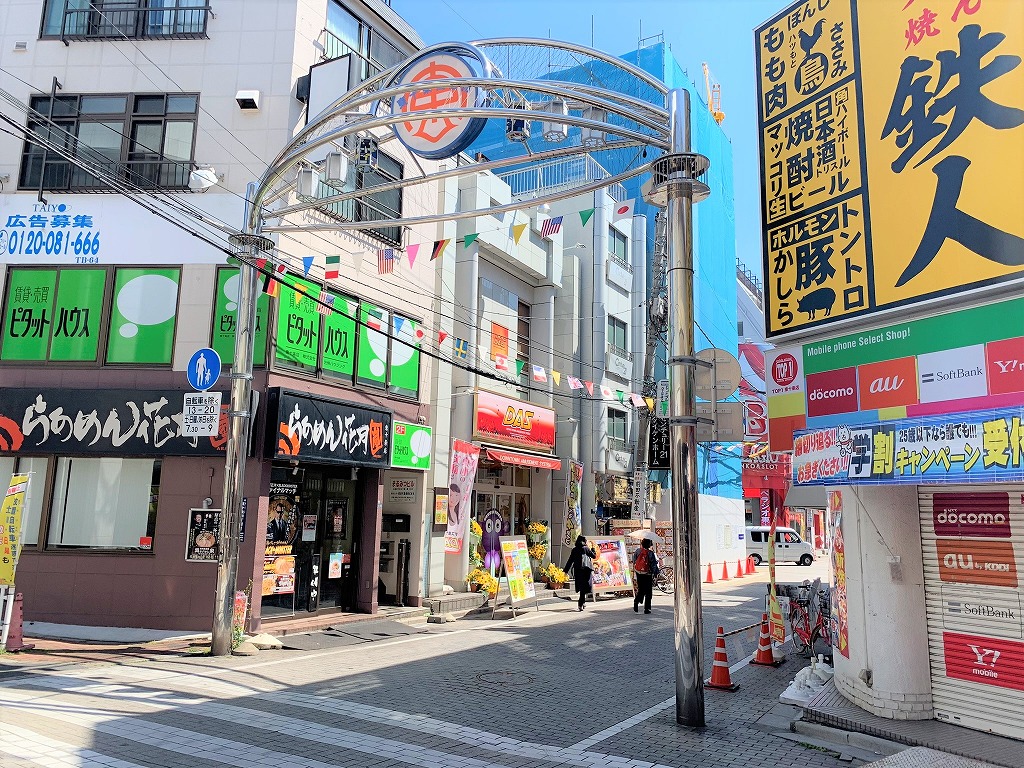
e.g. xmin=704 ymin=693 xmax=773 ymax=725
xmin=802 ymin=297 xmax=1024 ymax=374
xmin=212 ymin=267 xmax=268 ymax=366
xmin=106 ymin=267 xmax=180 ymax=364
xmin=390 ymin=421 xmax=432 ymax=470
xmin=275 ymin=276 xmax=321 ymax=368
xmin=323 ymin=294 xmax=357 ymax=377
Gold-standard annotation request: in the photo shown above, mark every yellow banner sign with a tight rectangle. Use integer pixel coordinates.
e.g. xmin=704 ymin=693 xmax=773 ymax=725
xmin=0 ymin=474 xmax=29 ymax=586
xmin=757 ymin=1 xmax=1024 ymax=337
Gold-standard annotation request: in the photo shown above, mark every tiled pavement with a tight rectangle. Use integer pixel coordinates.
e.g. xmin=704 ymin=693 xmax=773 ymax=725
xmin=0 ymin=566 xmax=939 ymax=768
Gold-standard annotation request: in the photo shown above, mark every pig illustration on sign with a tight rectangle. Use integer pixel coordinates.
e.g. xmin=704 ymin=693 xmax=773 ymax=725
xmin=797 ymin=287 xmax=836 ymax=319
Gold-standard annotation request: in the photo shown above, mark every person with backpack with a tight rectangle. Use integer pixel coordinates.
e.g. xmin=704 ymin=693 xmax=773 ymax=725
xmin=632 ymin=538 xmax=660 ymax=614
xmin=564 ymin=534 xmax=597 ymax=611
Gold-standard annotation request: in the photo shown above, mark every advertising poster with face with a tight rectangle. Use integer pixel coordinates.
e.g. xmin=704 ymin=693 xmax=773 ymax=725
xmin=589 ymin=537 xmax=633 ymax=592
xmin=444 ymin=439 xmax=481 ymax=554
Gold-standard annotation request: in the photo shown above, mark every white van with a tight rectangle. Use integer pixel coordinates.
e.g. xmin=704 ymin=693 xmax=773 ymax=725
xmin=745 ymin=527 xmax=814 ymax=566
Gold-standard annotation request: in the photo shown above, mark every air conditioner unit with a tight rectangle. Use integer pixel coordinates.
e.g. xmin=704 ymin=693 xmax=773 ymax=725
xmin=541 ymin=98 xmax=568 ymax=142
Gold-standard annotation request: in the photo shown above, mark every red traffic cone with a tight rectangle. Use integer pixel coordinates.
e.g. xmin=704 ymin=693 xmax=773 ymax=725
xmin=704 ymin=626 xmax=739 ymax=691
xmin=720 ymin=561 xmax=730 ymax=581
xmin=737 ymin=559 xmax=746 ymax=578
xmin=750 ymin=612 xmax=783 ymax=667
xmin=704 ymin=563 xmax=714 ymax=584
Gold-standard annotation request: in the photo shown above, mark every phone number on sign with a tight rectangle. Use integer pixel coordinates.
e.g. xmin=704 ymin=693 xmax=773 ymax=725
xmin=1 ymin=229 xmax=101 ymax=262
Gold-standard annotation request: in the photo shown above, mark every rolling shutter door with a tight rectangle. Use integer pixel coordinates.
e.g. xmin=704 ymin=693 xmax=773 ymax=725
xmin=919 ymin=484 xmax=1024 ymax=739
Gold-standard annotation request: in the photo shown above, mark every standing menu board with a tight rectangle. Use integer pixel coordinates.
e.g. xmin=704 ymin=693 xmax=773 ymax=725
xmin=498 ymin=536 xmax=537 ymax=605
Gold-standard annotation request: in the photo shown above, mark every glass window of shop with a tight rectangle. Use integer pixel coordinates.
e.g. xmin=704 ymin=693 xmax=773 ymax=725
xmin=0 ymin=456 xmax=48 ymax=546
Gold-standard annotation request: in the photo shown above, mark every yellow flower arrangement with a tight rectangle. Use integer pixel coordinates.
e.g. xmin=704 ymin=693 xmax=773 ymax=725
xmin=470 ymin=519 xmax=482 ymax=537
xmin=466 ymin=567 xmax=499 ymax=594
xmin=528 ymin=543 xmax=547 ymax=561
xmin=527 ymin=522 xmax=548 ymax=536
xmin=542 ymin=563 xmax=568 ymax=584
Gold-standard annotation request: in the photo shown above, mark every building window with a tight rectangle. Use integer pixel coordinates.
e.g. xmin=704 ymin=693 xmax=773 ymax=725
xmin=47 ymin=457 xmax=160 ymax=550
xmin=357 ymin=151 xmax=403 ymax=245
xmin=516 ymin=301 xmax=531 ymax=367
xmin=325 ymin=1 xmax=403 ymax=82
xmin=19 ymin=93 xmax=198 ymax=192
xmin=608 ymin=409 xmax=627 ymax=448
xmin=41 ymin=1 xmax=209 ymax=40
xmin=737 ymin=320 xmax=744 ymax=337
xmin=607 ymin=315 xmax=628 ymax=354
xmin=608 ymin=227 xmax=628 ymax=265
xmin=0 ymin=457 xmax=48 ymax=547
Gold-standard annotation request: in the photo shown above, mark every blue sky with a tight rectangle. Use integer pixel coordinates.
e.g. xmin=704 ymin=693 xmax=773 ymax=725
xmin=390 ymin=0 xmax=786 ymax=278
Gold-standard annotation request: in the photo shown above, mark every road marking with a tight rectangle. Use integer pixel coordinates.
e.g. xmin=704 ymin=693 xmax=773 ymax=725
xmin=0 ymin=721 xmax=149 ymax=768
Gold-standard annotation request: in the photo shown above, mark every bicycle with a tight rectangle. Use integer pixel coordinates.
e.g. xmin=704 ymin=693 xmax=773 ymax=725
xmin=788 ymin=584 xmax=831 ymax=656
xmin=655 ymin=565 xmax=675 ymax=594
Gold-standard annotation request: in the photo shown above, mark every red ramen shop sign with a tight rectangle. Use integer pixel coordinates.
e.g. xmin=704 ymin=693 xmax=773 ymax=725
xmin=933 ymin=493 xmax=1011 ymax=538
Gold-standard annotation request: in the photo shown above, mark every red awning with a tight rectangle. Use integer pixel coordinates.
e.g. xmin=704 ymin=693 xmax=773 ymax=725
xmin=485 ymin=447 xmax=562 ymax=471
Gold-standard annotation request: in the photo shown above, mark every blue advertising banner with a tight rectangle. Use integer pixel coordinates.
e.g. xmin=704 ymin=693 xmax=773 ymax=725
xmin=793 ymin=406 xmax=1024 ymax=486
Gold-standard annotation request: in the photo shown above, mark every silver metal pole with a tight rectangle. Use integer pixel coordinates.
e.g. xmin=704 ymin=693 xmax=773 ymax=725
xmin=211 ymin=183 xmax=262 ymax=656
xmin=666 ymin=88 xmax=705 ymax=727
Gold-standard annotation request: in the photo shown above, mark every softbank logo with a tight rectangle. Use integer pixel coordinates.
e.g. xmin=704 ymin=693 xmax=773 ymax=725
xmin=869 ymin=375 xmax=904 ymax=394
xmin=919 ymin=344 xmax=988 ymax=403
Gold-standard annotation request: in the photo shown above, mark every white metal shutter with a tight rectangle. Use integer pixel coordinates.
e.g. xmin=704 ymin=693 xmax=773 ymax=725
xmin=919 ymin=484 xmax=1024 ymax=739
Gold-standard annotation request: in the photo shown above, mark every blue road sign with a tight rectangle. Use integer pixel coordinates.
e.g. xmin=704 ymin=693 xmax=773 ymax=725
xmin=187 ymin=348 xmax=221 ymax=391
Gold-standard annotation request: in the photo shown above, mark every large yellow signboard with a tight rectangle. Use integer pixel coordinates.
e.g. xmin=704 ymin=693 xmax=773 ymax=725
xmin=757 ymin=0 xmax=1024 ymax=337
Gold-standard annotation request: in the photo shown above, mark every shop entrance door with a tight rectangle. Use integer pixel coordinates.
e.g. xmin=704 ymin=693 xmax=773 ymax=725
xmin=319 ymin=475 xmax=359 ymax=610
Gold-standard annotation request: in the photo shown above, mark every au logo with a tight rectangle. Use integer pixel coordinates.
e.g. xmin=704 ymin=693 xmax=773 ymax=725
xmin=503 ymin=406 xmax=534 ymax=431
xmin=386 ymin=43 xmax=495 ymax=161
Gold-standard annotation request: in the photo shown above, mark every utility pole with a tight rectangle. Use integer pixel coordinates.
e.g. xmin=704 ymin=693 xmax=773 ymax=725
xmin=633 ymin=210 xmax=669 ymax=470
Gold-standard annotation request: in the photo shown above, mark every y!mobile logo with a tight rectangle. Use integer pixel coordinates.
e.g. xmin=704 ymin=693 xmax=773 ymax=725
xmin=986 ymin=337 xmax=1024 ymax=396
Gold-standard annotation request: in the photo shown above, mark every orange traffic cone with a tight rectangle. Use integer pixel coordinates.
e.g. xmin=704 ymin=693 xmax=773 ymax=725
xmin=704 ymin=563 xmax=714 ymax=584
xmin=704 ymin=626 xmax=740 ymax=691
xmin=747 ymin=555 xmax=757 ymax=574
xmin=737 ymin=559 xmax=746 ymax=578
xmin=750 ymin=612 xmax=783 ymax=667
xmin=721 ymin=561 xmax=730 ymax=581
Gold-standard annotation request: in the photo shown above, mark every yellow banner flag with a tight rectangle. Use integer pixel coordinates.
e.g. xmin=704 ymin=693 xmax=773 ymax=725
xmin=645 ymin=397 xmax=655 ymax=411
xmin=512 ymin=223 xmax=528 ymax=244
xmin=551 ymin=370 xmax=561 ymax=386
xmin=0 ymin=474 xmax=30 ymax=586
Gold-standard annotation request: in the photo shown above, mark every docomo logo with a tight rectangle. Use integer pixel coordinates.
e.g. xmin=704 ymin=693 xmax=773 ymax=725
xmin=809 ymin=386 xmax=854 ymax=401
xmin=933 ymin=492 xmax=1011 ymax=538
xmin=389 ymin=44 xmax=493 ymax=160
xmin=937 ymin=510 xmax=1008 ymax=526
xmin=772 ymin=353 xmax=799 ymax=387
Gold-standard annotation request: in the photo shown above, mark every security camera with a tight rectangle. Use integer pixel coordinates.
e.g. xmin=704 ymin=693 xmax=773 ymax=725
xmin=235 ymin=89 xmax=260 ymax=110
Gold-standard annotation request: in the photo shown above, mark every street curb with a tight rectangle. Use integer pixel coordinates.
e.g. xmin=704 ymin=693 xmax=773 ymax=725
xmin=793 ymin=718 xmax=904 ymax=757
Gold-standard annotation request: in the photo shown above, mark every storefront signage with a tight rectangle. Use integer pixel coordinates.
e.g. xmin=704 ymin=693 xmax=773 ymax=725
xmin=792 ymin=405 xmax=1024 ymax=486
xmin=390 ymin=421 xmax=432 ymax=470
xmin=943 ymin=631 xmax=1024 ymax=693
xmin=268 ymin=389 xmax=391 ymax=466
xmin=262 ymin=544 xmax=296 ymax=596
xmin=933 ymin=492 xmax=1011 ymax=539
xmin=742 ymin=451 xmax=792 ymax=491
xmin=941 ymin=584 xmax=1023 ymax=641
xmin=757 ymin=3 xmax=1024 ymax=338
xmin=0 ymin=194 xmax=242 ymax=264
xmin=211 ymin=267 xmax=268 ymax=367
xmin=589 ymin=537 xmax=633 ymax=593
xmin=387 ymin=477 xmax=418 ymax=503
xmin=387 ymin=44 xmax=493 ymax=160
xmin=473 ymin=390 xmax=555 ymax=452
xmin=648 ymin=417 xmax=670 ymax=470
xmin=0 ymin=474 xmax=29 ymax=586
xmin=444 ymin=439 xmax=480 ymax=554
xmin=0 ymin=388 xmax=228 ymax=456
xmin=767 ymin=298 xmax=1024 ymax=452
xmin=498 ymin=536 xmax=537 ymax=605
xmin=936 ymin=539 xmax=1018 ymax=589
xmin=563 ymin=460 xmax=583 ymax=547
xmin=185 ymin=508 xmax=221 ymax=562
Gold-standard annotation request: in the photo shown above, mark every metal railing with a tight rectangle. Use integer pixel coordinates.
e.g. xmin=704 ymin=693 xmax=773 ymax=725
xmin=737 ymin=258 xmax=764 ymax=309
xmin=498 ymin=155 xmax=628 ymax=202
xmin=607 ymin=251 xmax=633 ymax=274
xmin=30 ymin=157 xmax=192 ymax=191
xmin=59 ymin=1 xmax=210 ymax=41
xmin=607 ymin=343 xmax=633 ymax=362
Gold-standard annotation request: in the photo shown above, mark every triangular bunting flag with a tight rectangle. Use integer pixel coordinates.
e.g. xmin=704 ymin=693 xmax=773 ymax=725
xmin=512 ymin=223 xmax=528 ymax=244
xmin=615 ymin=390 xmax=625 ymax=403
xmin=431 ymin=239 xmax=450 ymax=261
xmin=292 ymin=284 xmax=308 ymax=306
xmin=345 ymin=299 xmax=358 ymax=317
xmin=579 ymin=208 xmax=595 ymax=227
xmin=532 ymin=365 xmax=547 ymax=382
xmin=567 ymin=376 xmax=583 ymax=390
xmin=254 ymin=257 xmax=268 ymax=271
xmin=630 ymin=393 xmax=646 ymax=408
xmin=325 ymin=255 xmax=341 ymax=280
xmin=495 ymin=355 xmax=509 ymax=372
xmin=584 ymin=381 xmax=595 ymax=396
xmin=226 ymin=256 xmax=241 ymax=266
xmin=551 ymin=371 xmax=561 ymax=386
xmin=515 ymin=360 xmax=526 ymax=376
xmin=407 ymin=244 xmax=420 ymax=269
xmin=645 ymin=397 xmax=656 ymax=411
xmin=394 ymin=317 xmax=405 ymax=335
xmin=464 ymin=233 xmax=479 ymax=249
xmin=438 ymin=330 xmax=448 ymax=344
xmin=414 ymin=324 xmax=427 ymax=343
xmin=302 ymin=256 xmax=314 ymax=276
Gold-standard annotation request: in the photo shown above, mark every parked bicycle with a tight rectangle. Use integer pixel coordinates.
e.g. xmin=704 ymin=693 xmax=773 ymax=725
xmin=655 ymin=565 xmax=675 ymax=594
xmin=788 ymin=582 xmax=831 ymax=657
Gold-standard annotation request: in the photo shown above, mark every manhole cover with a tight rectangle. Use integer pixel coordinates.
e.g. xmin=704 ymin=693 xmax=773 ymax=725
xmin=477 ymin=670 xmax=534 ymax=686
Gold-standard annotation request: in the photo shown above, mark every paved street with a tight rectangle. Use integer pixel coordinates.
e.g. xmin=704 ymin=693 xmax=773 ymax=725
xmin=0 ymin=563 xmax=850 ymax=768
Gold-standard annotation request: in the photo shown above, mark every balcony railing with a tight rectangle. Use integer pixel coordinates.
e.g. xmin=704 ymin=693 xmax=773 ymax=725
xmin=29 ymin=157 xmax=193 ymax=192
xmin=608 ymin=343 xmax=633 ymax=362
xmin=737 ymin=258 xmax=764 ymax=309
xmin=498 ymin=155 xmax=628 ymax=203
xmin=58 ymin=2 xmax=211 ymax=41
xmin=607 ymin=251 xmax=633 ymax=274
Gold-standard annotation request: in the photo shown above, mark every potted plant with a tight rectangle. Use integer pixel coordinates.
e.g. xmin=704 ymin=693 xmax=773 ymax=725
xmin=468 ymin=519 xmax=484 ymax=570
xmin=466 ymin=567 xmax=498 ymax=596
xmin=541 ymin=563 xmax=569 ymax=589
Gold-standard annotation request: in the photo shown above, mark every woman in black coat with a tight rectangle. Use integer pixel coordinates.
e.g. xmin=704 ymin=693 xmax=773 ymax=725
xmin=564 ymin=534 xmax=597 ymax=611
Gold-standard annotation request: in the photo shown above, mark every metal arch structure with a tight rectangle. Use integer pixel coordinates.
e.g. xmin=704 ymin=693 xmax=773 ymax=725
xmin=213 ymin=37 xmax=711 ymax=729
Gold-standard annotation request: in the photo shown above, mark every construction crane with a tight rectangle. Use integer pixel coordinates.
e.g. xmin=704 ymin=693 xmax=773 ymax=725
xmin=702 ymin=62 xmax=725 ymax=125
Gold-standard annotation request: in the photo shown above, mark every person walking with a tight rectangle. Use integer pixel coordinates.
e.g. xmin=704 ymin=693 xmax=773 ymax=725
xmin=564 ymin=534 xmax=597 ymax=611
xmin=632 ymin=538 xmax=660 ymax=614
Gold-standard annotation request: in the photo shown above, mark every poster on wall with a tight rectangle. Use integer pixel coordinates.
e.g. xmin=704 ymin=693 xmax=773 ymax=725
xmin=262 ymin=545 xmax=296 ymax=596
xmin=589 ymin=537 xmax=633 ymax=593
xmin=830 ymin=490 xmax=850 ymax=658
xmin=327 ymin=497 xmax=348 ymax=538
xmin=185 ymin=508 xmax=221 ymax=562
xmin=267 ymin=482 xmax=300 ymax=545
xmin=498 ymin=536 xmax=537 ymax=605
xmin=328 ymin=552 xmax=344 ymax=579
xmin=387 ymin=477 xmax=418 ymax=503
xmin=563 ymin=460 xmax=583 ymax=547
xmin=434 ymin=493 xmax=448 ymax=526
xmin=0 ymin=474 xmax=29 ymax=586
xmin=444 ymin=439 xmax=481 ymax=554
